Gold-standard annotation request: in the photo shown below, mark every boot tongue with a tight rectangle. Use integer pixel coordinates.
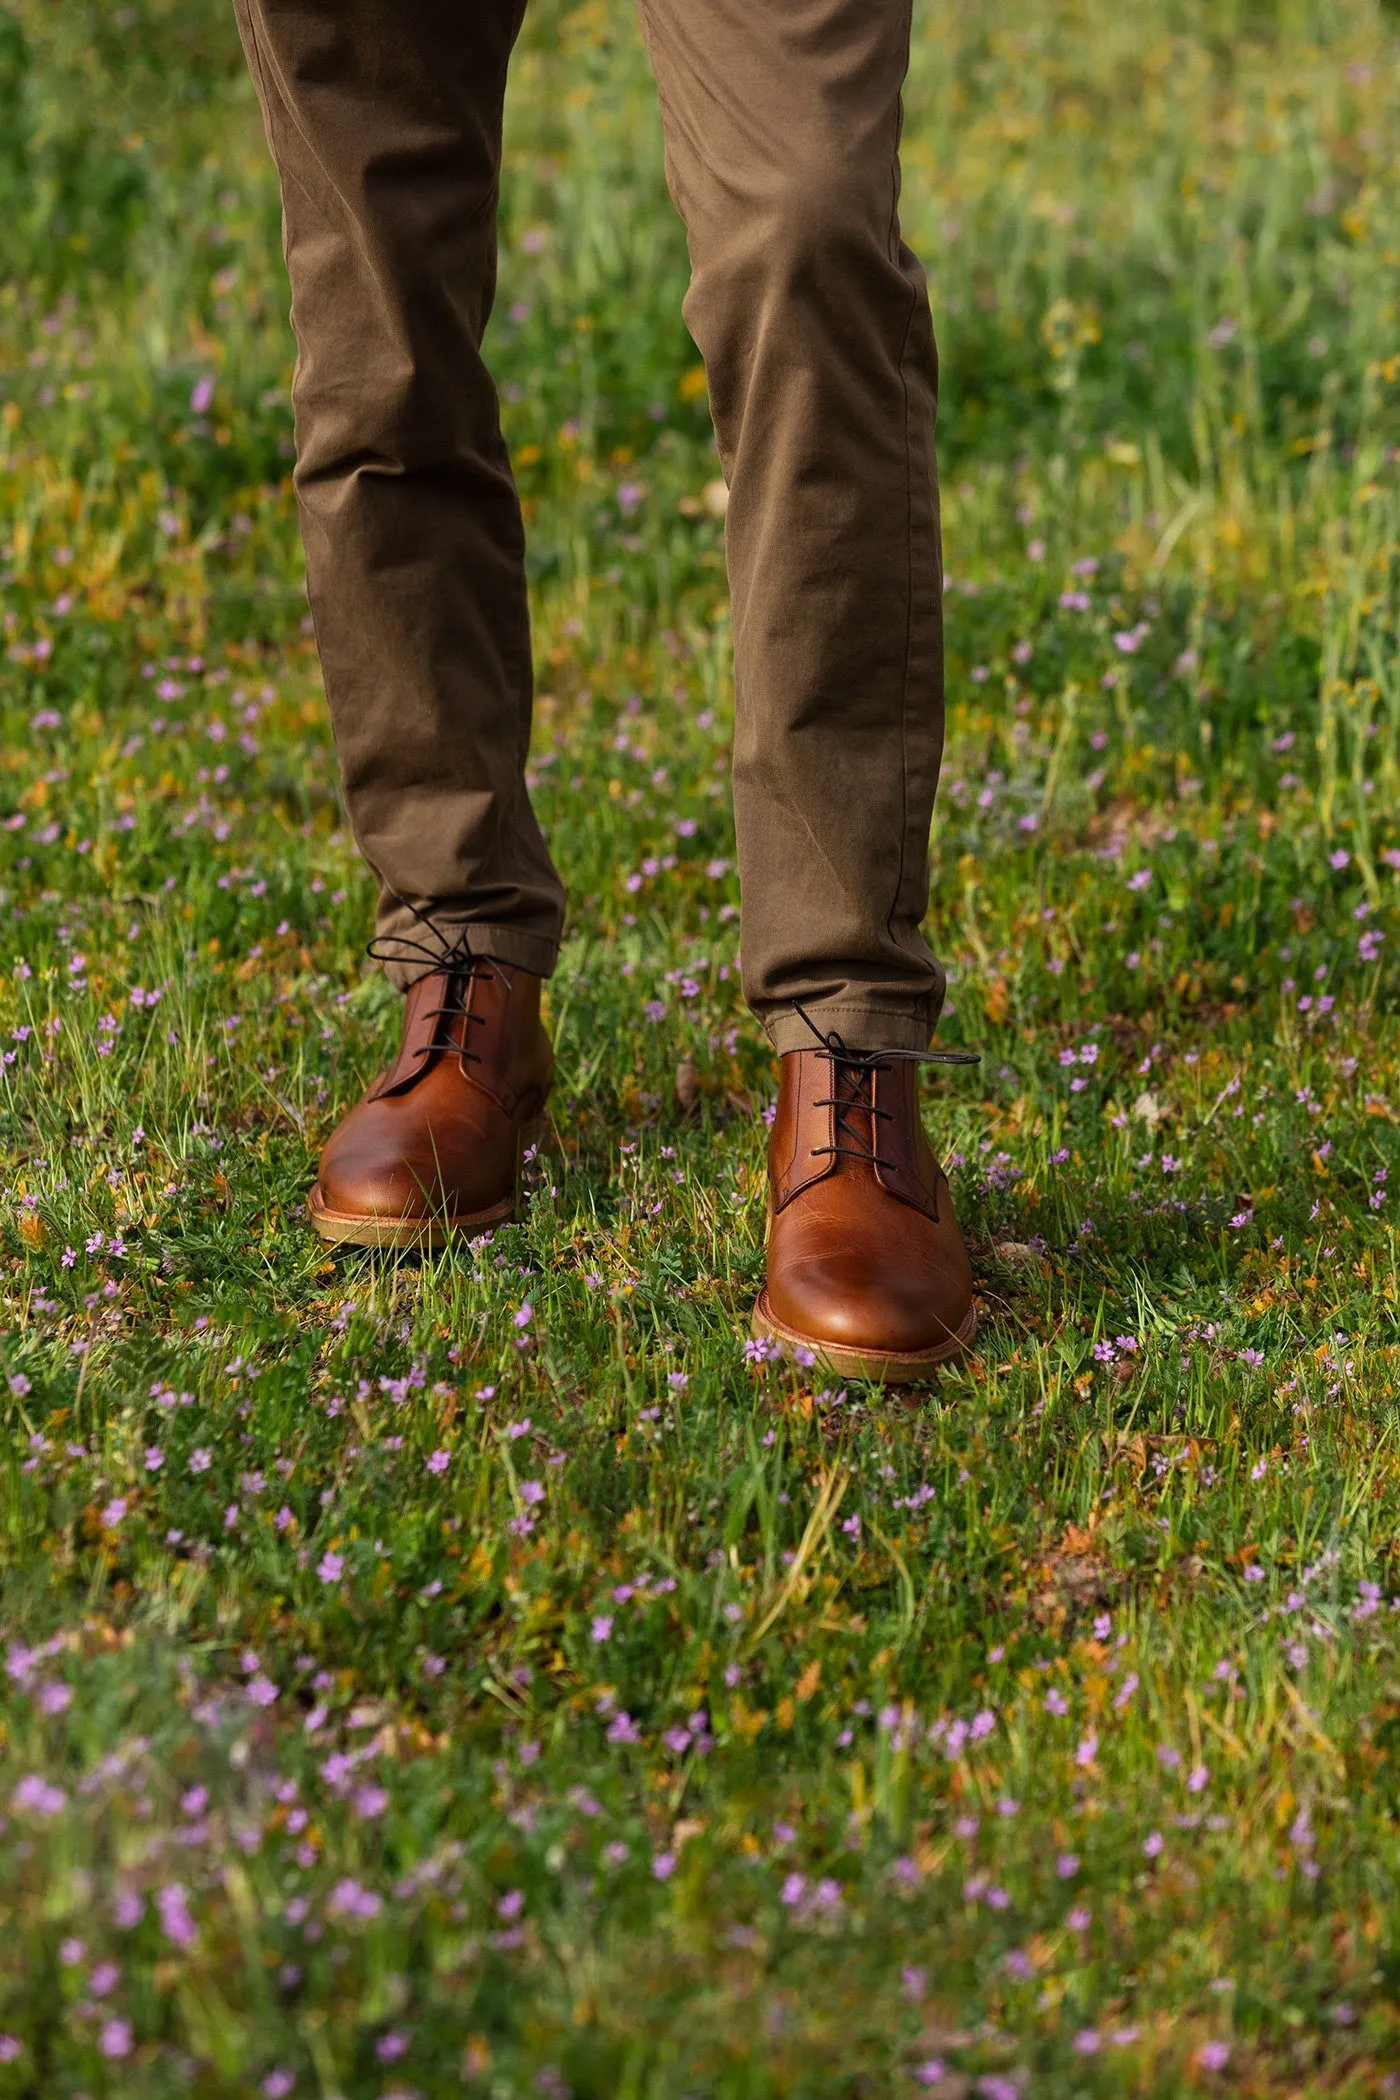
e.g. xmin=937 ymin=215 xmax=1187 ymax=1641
xmin=826 ymin=1049 xmax=942 ymax=1218
xmin=828 ymin=1054 xmax=881 ymax=1179
xmin=366 ymin=968 xmax=469 ymax=1100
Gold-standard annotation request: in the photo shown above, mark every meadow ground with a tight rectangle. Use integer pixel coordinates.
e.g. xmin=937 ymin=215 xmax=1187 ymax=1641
xmin=1 ymin=0 xmax=1399 ymax=2092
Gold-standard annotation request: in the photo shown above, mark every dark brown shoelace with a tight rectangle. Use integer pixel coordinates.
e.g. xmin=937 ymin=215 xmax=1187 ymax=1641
xmin=368 ymin=899 xmax=515 ymax=1073
xmin=792 ymin=999 xmax=979 ymax=1174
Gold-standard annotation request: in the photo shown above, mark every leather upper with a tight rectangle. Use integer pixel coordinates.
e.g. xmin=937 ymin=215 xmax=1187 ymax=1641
xmin=315 ymin=963 xmax=553 ymax=1223
xmin=765 ymin=1045 xmax=973 ymax=1355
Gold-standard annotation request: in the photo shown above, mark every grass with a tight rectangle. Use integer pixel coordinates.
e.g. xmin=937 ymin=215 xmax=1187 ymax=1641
xmin=1 ymin=0 xmax=1399 ymax=2091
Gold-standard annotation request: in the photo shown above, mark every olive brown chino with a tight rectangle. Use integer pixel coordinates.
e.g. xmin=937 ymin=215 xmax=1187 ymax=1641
xmin=234 ymin=0 xmax=947 ymax=1055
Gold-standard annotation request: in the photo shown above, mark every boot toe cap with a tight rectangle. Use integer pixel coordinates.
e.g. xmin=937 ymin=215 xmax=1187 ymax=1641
xmin=768 ymin=1249 xmax=972 ymax=1357
xmin=316 ymin=1101 xmax=460 ymax=1223
xmin=316 ymin=1147 xmax=435 ymax=1222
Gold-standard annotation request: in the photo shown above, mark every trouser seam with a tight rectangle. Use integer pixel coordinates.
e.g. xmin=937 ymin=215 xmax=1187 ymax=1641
xmin=232 ymin=0 xmax=273 ymax=112
xmin=886 ymin=0 xmax=920 ymax=968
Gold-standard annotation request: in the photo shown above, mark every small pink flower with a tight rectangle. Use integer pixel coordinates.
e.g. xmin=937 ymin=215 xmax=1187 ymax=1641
xmin=99 ymin=2019 xmax=133 ymax=2060
xmin=156 ymin=1883 xmax=197 ymax=1948
xmin=12 ymin=1774 xmax=66 ymax=1818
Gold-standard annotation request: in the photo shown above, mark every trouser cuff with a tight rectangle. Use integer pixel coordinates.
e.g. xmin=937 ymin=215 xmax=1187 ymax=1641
xmin=378 ymin=922 xmax=561 ymax=993
xmin=761 ymin=999 xmax=939 ymax=1058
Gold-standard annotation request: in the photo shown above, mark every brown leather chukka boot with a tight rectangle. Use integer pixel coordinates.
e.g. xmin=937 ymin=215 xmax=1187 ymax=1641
xmin=308 ymin=955 xmax=553 ymax=1250
xmin=752 ymin=1029 xmax=976 ymax=1383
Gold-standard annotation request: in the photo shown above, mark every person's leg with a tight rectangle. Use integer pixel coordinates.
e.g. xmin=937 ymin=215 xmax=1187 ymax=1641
xmin=637 ymin=0 xmax=943 ymax=1056
xmin=639 ymin=0 xmax=975 ymax=1375
xmin=234 ymin=0 xmax=561 ymax=1246
xmin=233 ymin=0 xmax=564 ymax=985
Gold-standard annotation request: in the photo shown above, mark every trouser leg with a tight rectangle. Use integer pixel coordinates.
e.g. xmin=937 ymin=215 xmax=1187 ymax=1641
xmin=232 ymin=0 xmax=565 ymax=986
xmin=638 ymin=0 xmax=944 ymax=1053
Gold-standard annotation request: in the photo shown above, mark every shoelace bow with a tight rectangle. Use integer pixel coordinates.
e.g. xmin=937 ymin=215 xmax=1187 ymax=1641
xmin=792 ymin=999 xmax=979 ymax=1174
xmin=367 ymin=897 xmax=515 ymax=1073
